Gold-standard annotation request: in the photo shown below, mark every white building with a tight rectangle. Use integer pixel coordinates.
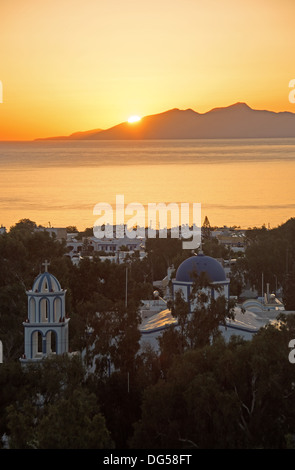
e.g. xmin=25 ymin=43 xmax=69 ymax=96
xmin=66 ymin=233 xmax=145 ymax=264
xmin=139 ymin=253 xmax=272 ymax=350
xmin=20 ymin=261 xmax=70 ymax=363
xmin=172 ymin=253 xmax=230 ymax=308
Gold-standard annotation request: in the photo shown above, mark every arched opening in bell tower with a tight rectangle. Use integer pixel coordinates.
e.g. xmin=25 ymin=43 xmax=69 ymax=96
xmin=40 ymin=298 xmax=49 ymax=322
xmin=46 ymin=330 xmax=57 ymax=355
xmin=29 ymin=297 xmax=36 ymax=322
xmin=53 ymin=297 xmax=62 ymax=322
xmin=32 ymin=330 xmax=43 ymax=358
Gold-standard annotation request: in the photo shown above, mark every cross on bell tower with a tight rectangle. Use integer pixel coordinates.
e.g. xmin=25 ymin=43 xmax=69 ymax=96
xmin=42 ymin=260 xmax=50 ymax=272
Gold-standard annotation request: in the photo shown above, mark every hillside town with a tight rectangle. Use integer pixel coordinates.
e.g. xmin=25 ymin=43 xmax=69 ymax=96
xmin=1 ymin=216 xmax=295 ymax=449
xmin=0 ymin=217 xmax=290 ymax=362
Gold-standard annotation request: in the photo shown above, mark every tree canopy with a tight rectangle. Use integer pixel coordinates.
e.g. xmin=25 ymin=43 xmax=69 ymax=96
xmin=2 ymin=218 xmax=295 ymax=449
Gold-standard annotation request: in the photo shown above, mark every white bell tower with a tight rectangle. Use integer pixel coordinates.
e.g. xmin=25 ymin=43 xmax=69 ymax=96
xmin=20 ymin=261 xmax=70 ymax=363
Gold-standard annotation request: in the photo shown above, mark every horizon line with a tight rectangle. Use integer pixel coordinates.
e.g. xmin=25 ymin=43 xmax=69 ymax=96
xmin=2 ymin=101 xmax=295 ymax=142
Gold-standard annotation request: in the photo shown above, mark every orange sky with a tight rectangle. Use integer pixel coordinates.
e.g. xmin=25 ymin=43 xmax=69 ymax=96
xmin=1 ymin=0 xmax=295 ymax=140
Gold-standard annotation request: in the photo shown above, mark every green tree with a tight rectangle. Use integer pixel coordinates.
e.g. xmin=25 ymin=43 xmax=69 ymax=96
xmin=0 ymin=224 xmax=69 ymax=360
xmin=7 ymin=388 xmax=113 ymax=449
xmin=9 ymin=218 xmax=37 ymax=233
xmin=0 ymin=361 xmax=27 ymax=444
xmin=87 ymin=298 xmax=141 ymax=377
xmin=5 ymin=355 xmax=114 ymax=449
xmin=131 ymin=339 xmax=242 ymax=449
xmin=131 ymin=320 xmax=295 ymax=449
xmin=242 ymin=218 xmax=295 ymax=295
xmin=37 ymin=388 xmax=113 ymax=449
xmin=145 ymin=236 xmax=183 ymax=281
xmin=283 ymin=265 xmax=295 ymax=311
xmin=66 ymin=225 xmax=78 ymax=233
xmin=202 ymin=237 xmax=230 ymax=259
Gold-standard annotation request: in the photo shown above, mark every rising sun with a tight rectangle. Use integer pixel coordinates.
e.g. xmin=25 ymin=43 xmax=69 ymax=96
xmin=127 ymin=115 xmax=141 ymax=123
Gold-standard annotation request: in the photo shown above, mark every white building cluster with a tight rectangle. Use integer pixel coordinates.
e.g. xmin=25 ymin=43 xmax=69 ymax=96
xmin=32 ymin=224 xmax=146 ymax=265
xmin=66 ymin=229 xmax=145 ymax=265
xmin=211 ymin=227 xmax=246 ymax=253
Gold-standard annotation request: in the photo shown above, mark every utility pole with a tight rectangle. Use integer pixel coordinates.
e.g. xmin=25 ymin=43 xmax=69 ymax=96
xmin=125 ymin=261 xmax=131 ymax=308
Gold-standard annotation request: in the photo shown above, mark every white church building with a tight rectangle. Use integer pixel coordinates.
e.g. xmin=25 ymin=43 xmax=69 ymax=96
xmin=139 ymin=253 xmax=274 ymax=350
xmin=20 ymin=261 xmax=70 ymax=363
xmin=172 ymin=252 xmax=230 ymax=307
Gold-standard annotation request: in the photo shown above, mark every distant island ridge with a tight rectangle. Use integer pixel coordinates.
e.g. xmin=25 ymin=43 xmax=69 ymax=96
xmin=36 ymin=102 xmax=295 ymax=140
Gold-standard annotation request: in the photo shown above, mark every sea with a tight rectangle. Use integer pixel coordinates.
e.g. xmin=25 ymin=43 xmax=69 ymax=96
xmin=0 ymin=138 xmax=295 ymax=231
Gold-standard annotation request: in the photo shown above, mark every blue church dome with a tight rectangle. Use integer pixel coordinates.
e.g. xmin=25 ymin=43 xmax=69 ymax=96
xmin=175 ymin=253 xmax=226 ymax=283
xmin=32 ymin=272 xmax=62 ymax=293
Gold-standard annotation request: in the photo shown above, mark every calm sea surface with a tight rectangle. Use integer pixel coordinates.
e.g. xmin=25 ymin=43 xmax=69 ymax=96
xmin=0 ymin=138 xmax=295 ymax=230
